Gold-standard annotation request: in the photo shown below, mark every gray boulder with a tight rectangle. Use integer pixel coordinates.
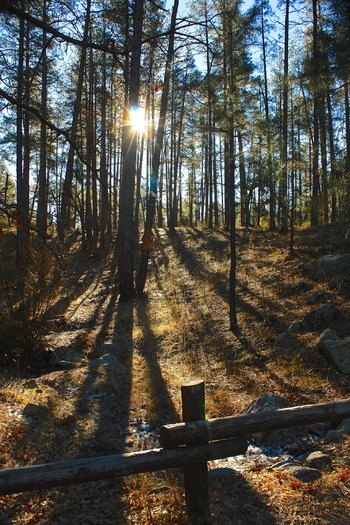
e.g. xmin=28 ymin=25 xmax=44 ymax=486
xmin=285 ymin=465 xmax=322 ymax=482
xmin=317 ymin=329 xmax=350 ymax=374
xmin=288 ymin=320 xmax=306 ymax=334
xmin=305 ymin=451 xmax=332 ymax=470
xmin=91 ymin=353 xmax=126 ymax=382
xmin=303 ymin=304 xmax=338 ymax=330
xmin=23 ymin=403 xmax=48 ymax=418
xmin=242 ymin=395 xmax=290 ymax=444
xmin=337 ymin=418 xmax=350 ymax=434
xmin=307 ymin=290 xmax=328 ymax=305
xmin=317 ymin=254 xmax=350 ymax=280
xmin=49 ymin=346 xmax=85 ymax=368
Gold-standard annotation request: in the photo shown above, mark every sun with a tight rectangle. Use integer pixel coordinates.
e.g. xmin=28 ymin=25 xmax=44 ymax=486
xmin=129 ymin=105 xmax=146 ymax=132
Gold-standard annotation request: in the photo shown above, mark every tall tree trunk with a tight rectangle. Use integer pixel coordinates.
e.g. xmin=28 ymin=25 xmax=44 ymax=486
xmin=118 ymin=0 xmax=144 ymax=301
xmin=169 ymin=68 xmax=187 ymax=232
xmin=326 ymin=89 xmax=336 ymax=222
xmin=345 ymin=82 xmax=350 ymax=212
xmin=261 ymin=0 xmax=275 ymax=230
xmin=99 ymin=37 xmax=109 ymax=248
xmin=238 ymin=130 xmax=248 ymax=227
xmin=16 ymin=8 xmax=24 ymax=267
xmin=205 ymin=0 xmax=214 ymax=229
xmin=37 ymin=0 xmax=47 ymax=238
xmin=229 ymin=129 xmax=237 ymax=330
xmin=319 ymin=95 xmax=328 ymax=222
xmin=311 ymin=0 xmax=320 ymax=226
xmin=280 ymin=0 xmax=289 ymax=233
xmin=135 ymin=0 xmax=179 ymax=296
xmin=58 ymin=0 xmax=90 ymax=241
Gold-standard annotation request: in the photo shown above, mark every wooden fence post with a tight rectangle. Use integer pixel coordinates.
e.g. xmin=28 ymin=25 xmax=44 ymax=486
xmin=181 ymin=380 xmax=212 ymax=525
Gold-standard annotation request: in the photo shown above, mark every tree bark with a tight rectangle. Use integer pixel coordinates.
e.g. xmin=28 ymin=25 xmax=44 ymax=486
xmin=58 ymin=0 xmax=90 ymax=241
xmin=118 ymin=0 xmax=144 ymax=301
xmin=135 ymin=0 xmax=179 ymax=296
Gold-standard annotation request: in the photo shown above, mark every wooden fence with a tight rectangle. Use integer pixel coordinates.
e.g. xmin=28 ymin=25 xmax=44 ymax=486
xmin=1 ymin=380 xmax=350 ymax=524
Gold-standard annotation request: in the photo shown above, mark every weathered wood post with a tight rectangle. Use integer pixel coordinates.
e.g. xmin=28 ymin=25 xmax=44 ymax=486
xmin=181 ymin=380 xmax=212 ymax=525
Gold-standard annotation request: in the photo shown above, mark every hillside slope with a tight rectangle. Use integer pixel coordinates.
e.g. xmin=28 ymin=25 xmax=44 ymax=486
xmin=1 ymin=224 xmax=350 ymax=524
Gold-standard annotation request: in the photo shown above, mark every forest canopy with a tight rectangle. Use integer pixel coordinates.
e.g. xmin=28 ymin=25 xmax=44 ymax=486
xmin=0 ymin=0 xmax=349 ymax=298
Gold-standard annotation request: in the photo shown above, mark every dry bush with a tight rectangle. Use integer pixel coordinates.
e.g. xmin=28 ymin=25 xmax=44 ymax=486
xmin=0 ymin=235 xmax=62 ymax=367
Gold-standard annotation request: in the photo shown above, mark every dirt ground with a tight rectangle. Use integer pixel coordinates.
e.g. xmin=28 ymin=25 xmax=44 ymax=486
xmin=1 ymin=223 xmax=350 ymax=524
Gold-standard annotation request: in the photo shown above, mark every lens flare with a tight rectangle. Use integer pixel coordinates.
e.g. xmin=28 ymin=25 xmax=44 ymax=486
xmin=129 ymin=105 xmax=146 ymax=132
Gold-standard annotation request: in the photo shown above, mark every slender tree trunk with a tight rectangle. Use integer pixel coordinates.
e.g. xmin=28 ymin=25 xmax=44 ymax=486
xmin=261 ymin=0 xmax=275 ymax=230
xmin=280 ymin=0 xmax=289 ymax=233
xmin=326 ymin=89 xmax=336 ymax=222
xmin=205 ymin=0 xmax=214 ymax=229
xmin=37 ymin=0 xmax=47 ymax=237
xmin=229 ymin=128 xmax=237 ymax=330
xmin=311 ymin=0 xmax=320 ymax=226
xmin=135 ymin=0 xmax=179 ymax=296
xmin=99 ymin=37 xmax=109 ymax=248
xmin=58 ymin=0 xmax=90 ymax=241
xmin=319 ymin=95 xmax=328 ymax=223
xmin=238 ymin=130 xmax=248 ymax=227
xmin=169 ymin=68 xmax=187 ymax=232
xmin=345 ymin=82 xmax=350 ymax=211
xmin=16 ymin=9 xmax=25 ymax=270
xmin=118 ymin=0 xmax=144 ymax=301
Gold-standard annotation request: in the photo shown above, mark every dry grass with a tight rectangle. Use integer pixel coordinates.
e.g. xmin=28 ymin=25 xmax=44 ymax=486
xmin=1 ymin=223 xmax=350 ymax=523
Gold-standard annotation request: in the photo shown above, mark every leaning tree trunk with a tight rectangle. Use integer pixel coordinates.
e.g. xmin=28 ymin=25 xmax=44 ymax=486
xmin=135 ymin=0 xmax=179 ymax=296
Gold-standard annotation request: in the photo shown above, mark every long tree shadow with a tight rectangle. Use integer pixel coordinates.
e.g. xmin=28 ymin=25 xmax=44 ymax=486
xmin=135 ymin=297 xmax=179 ymax=426
xmin=1 ymin=305 xmax=134 ymax=524
xmin=209 ymin=468 xmax=279 ymax=524
xmin=28 ymin=291 xmax=134 ymax=523
xmin=163 ymin=228 xmax=346 ymax=402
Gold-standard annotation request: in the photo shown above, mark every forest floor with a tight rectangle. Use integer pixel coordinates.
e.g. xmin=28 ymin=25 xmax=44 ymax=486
xmin=1 ymin=223 xmax=350 ymax=524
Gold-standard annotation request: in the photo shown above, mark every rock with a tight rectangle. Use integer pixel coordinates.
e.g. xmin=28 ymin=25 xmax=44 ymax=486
xmin=317 ymin=254 xmax=350 ymax=280
xmin=305 ymin=451 xmax=332 ymax=470
xmin=317 ymin=329 xmax=339 ymax=346
xmin=337 ymin=418 xmax=350 ymax=434
xmin=242 ymin=395 xmax=290 ymax=444
xmin=275 ymin=332 xmax=288 ymax=345
xmin=295 ymin=280 xmax=312 ymax=293
xmin=23 ymin=403 xmax=48 ymax=418
xmin=303 ymin=304 xmax=338 ymax=330
xmin=317 ymin=330 xmax=350 ymax=374
xmin=329 ymin=274 xmax=344 ymax=290
xmin=49 ymin=347 xmax=85 ymax=368
xmin=92 ymin=353 xmax=119 ymax=366
xmin=288 ymin=320 xmax=305 ymax=334
xmin=324 ymin=429 xmax=342 ymax=444
xmin=285 ymin=465 xmax=322 ymax=482
xmin=209 ymin=468 xmax=237 ymax=485
xmin=91 ymin=353 xmax=126 ymax=383
xmin=345 ymin=229 xmax=350 ymax=247
xmin=305 ymin=423 xmax=327 ymax=437
xmin=23 ymin=379 xmax=39 ymax=389
xmin=317 ymin=245 xmax=336 ymax=255
xmin=243 ymin=394 xmax=289 ymax=414
xmin=95 ymin=343 xmax=118 ymax=357
xmin=307 ymin=290 xmax=328 ymax=305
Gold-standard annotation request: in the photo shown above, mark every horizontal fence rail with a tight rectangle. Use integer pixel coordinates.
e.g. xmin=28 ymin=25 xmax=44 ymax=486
xmin=0 ymin=438 xmax=247 ymax=496
xmin=159 ymin=398 xmax=350 ymax=449
xmin=2 ymin=379 xmax=350 ymax=524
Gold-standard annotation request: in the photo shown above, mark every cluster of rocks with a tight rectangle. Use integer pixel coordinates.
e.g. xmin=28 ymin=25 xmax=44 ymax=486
xmin=275 ymin=252 xmax=350 ymax=374
xmin=212 ymin=394 xmax=349 ymax=483
xmin=22 ymin=343 xmax=125 ymax=420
